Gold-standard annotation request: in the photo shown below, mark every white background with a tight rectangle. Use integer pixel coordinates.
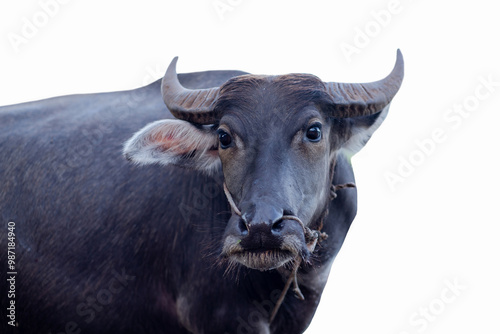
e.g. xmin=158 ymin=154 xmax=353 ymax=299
xmin=1 ymin=1 xmax=499 ymax=333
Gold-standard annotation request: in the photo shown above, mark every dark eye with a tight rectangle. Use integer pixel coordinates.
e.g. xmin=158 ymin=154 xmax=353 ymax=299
xmin=217 ymin=129 xmax=233 ymax=149
xmin=305 ymin=124 xmax=322 ymax=142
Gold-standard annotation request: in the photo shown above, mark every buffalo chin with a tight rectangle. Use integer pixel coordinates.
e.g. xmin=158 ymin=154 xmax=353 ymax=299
xmin=230 ymin=249 xmax=295 ymax=271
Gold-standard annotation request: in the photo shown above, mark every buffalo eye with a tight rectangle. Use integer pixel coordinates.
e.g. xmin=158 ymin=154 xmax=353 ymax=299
xmin=305 ymin=124 xmax=322 ymax=142
xmin=217 ymin=129 xmax=233 ymax=149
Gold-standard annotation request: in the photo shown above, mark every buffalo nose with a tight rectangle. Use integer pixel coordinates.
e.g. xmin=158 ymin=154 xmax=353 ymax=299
xmin=236 ymin=205 xmax=289 ymax=249
xmin=237 ymin=216 xmax=285 ymax=235
xmin=238 ymin=203 xmax=283 ymax=233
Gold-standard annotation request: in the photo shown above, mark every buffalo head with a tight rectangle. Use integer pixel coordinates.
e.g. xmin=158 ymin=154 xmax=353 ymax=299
xmin=124 ymin=51 xmax=404 ymax=271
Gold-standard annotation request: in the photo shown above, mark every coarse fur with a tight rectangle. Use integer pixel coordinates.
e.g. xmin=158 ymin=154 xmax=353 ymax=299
xmin=0 ymin=60 xmax=397 ymax=333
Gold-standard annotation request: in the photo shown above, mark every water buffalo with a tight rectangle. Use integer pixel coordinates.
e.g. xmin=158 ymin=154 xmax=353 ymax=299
xmin=0 ymin=51 xmax=403 ymax=334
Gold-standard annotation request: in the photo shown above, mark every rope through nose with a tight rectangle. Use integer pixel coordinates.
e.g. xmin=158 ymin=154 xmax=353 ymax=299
xmin=222 ymin=161 xmax=356 ymax=324
xmin=281 ymin=215 xmax=325 ymax=246
xmin=222 ymin=182 xmax=330 ymax=324
xmin=223 ymin=183 xmax=242 ymax=216
xmin=223 ymin=183 xmax=322 ymax=244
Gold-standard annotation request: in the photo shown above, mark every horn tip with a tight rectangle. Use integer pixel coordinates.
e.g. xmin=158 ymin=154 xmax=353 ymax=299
xmin=162 ymin=56 xmax=182 ymax=102
xmin=392 ymin=49 xmax=404 ymax=81
xmin=396 ymin=49 xmax=403 ymax=62
xmin=395 ymin=49 xmax=404 ymax=69
xmin=167 ymin=56 xmax=179 ymax=74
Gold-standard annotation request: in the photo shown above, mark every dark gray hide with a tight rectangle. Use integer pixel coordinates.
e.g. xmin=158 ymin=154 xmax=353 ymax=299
xmin=0 ymin=54 xmax=402 ymax=334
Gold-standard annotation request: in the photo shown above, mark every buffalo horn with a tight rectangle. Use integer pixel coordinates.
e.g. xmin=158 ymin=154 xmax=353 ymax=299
xmin=161 ymin=57 xmax=220 ymax=125
xmin=324 ymin=49 xmax=404 ymax=118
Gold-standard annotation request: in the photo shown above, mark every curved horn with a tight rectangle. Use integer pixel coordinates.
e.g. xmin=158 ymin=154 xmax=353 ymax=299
xmin=325 ymin=49 xmax=404 ymax=118
xmin=161 ymin=57 xmax=220 ymax=125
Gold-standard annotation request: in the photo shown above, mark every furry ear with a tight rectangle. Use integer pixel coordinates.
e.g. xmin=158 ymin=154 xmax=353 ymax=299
xmin=340 ymin=104 xmax=390 ymax=156
xmin=123 ymin=119 xmax=220 ymax=173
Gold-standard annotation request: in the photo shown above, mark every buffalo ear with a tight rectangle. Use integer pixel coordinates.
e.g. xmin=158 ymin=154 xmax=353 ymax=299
xmin=123 ymin=119 xmax=220 ymax=173
xmin=339 ymin=104 xmax=390 ymax=156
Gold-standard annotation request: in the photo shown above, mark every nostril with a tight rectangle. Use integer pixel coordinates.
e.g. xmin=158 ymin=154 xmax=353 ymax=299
xmin=238 ymin=218 xmax=249 ymax=236
xmin=271 ymin=219 xmax=284 ymax=232
xmin=272 ymin=210 xmax=294 ymax=233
